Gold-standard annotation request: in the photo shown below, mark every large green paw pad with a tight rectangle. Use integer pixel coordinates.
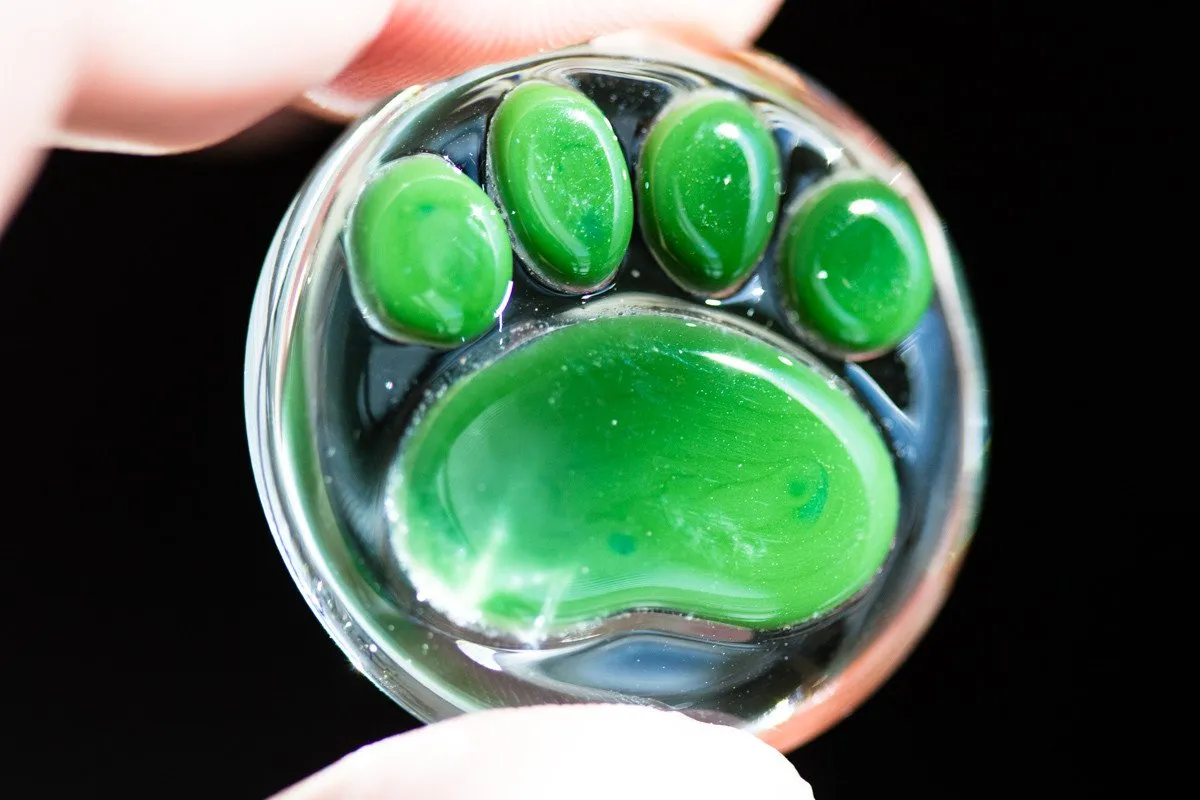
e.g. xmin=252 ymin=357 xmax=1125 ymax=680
xmin=390 ymin=312 xmax=898 ymax=634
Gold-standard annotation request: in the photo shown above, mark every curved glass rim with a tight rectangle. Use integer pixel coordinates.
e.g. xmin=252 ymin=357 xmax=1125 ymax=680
xmin=244 ymin=31 xmax=989 ymax=749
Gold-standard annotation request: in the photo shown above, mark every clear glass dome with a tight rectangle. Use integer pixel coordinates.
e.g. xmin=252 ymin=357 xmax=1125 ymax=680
xmin=244 ymin=32 xmax=988 ymax=751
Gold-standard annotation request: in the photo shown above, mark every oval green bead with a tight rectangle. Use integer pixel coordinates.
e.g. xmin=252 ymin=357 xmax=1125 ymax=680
xmin=488 ymin=82 xmax=633 ymax=291
xmin=637 ymin=91 xmax=782 ymax=295
xmin=389 ymin=312 xmax=899 ymax=635
xmin=346 ymin=154 xmax=513 ymax=346
xmin=781 ymin=177 xmax=934 ymax=353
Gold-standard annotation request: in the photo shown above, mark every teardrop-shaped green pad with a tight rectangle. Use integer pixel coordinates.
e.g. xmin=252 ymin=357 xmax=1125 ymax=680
xmin=637 ymin=91 xmax=782 ymax=296
xmin=388 ymin=312 xmax=899 ymax=636
xmin=781 ymin=177 xmax=934 ymax=353
xmin=346 ymin=154 xmax=513 ymax=346
xmin=488 ymin=82 xmax=634 ymax=292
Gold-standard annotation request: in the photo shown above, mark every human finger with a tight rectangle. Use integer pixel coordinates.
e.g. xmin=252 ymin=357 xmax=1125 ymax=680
xmin=273 ymin=704 xmax=813 ymax=799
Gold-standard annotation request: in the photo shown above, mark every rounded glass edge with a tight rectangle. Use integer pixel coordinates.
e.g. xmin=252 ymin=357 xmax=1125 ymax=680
xmin=243 ymin=32 xmax=991 ymax=746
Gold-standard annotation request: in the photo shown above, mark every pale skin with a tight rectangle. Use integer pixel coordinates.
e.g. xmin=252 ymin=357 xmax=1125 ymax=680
xmin=1 ymin=2 xmax=816 ymax=797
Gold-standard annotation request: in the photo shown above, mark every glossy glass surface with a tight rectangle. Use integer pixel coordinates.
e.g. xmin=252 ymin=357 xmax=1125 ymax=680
xmin=346 ymin=154 xmax=512 ymax=345
xmin=245 ymin=33 xmax=988 ymax=750
xmin=488 ymin=81 xmax=632 ymax=291
xmin=638 ymin=90 xmax=781 ymax=296
xmin=781 ymin=176 xmax=933 ymax=353
xmin=391 ymin=310 xmax=898 ymax=638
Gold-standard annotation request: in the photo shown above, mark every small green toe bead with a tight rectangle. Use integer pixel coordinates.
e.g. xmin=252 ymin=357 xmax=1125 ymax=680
xmin=781 ymin=177 xmax=934 ymax=353
xmin=346 ymin=154 xmax=513 ymax=346
xmin=488 ymin=81 xmax=633 ymax=291
xmin=390 ymin=312 xmax=899 ymax=635
xmin=637 ymin=91 xmax=782 ymax=296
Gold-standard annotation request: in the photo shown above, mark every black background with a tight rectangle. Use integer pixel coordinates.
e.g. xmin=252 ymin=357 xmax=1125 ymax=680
xmin=2 ymin=2 xmax=1103 ymax=797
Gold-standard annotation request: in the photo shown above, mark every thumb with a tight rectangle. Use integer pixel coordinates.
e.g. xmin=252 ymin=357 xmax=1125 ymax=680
xmin=273 ymin=704 xmax=814 ymax=799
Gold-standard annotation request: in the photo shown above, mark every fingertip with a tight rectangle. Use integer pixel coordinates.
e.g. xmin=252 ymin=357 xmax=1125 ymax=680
xmin=311 ymin=0 xmax=785 ymax=118
xmin=45 ymin=0 xmax=786 ymax=153
xmin=0 ymin=1 xmax=78 ymax=228
xmin=57 ymin=0 xmax=395 ymax=153
xmin=275 ymin=704 xmax=813 ymax=799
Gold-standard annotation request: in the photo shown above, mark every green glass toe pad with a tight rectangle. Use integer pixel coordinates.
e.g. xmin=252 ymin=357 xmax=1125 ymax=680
xmin=781 ymin=177 xmax=934 ymax=352
xmin=347 ymin=154 xmax=513 ymax=346
xmin=488 ymin=81 xmax=633 ymax=291
xmin=637 ymin=91 xmax=782 ymax=296
xmin=389 ymin=312 xmax=899 ymax=636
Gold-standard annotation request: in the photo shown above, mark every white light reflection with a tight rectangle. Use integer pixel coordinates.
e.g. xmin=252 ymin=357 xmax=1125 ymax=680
xmin=493 ymin=280 xmax=514 ymax=332
xmin=455 ymin=639 xmax=503 ymax=671
xmin=822 ymin=145 xmax=845 ymax=164
xmin=848 ymin=199 xmax=878 ymax=216
xmin=696 ymin=350 xmax=842 ymax=433
xmin=758 ymin=695 xmax=798 ymax=730
xmin=714 ymin=122 xmax=740 ymax=139
xmin=566 ymin=108 xmax=592 ymax=124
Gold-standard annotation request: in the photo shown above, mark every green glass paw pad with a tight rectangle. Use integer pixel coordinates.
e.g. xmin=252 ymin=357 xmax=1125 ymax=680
xmin=346 ymin=154 xmax=513 ymax=346
xmin=781 ymin=177 xmax=934 ymax=353
xmin=637 ymin=91 xmax=782 ymax=296
xmin=389 ymin=313 xmax=899 ymax=635
xmin=488 ymin=81 xmax=634 ymax=291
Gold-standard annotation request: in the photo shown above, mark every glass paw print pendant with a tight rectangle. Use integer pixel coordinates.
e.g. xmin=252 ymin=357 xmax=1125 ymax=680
xmin=245 ymin=31 xmax=988 ymax=750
